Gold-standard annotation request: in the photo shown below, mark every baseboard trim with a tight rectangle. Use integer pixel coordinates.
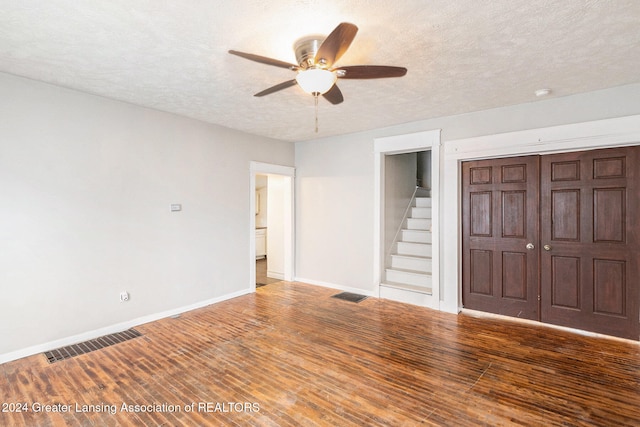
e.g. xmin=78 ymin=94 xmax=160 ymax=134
xmin=0 ymin=288 xmax=252 ymax=365
xmin=461 ymin=308 xmax=640 ymax=344
xmin=379 ymin=284 xmax=439 ymax=310
xmin=267 ymin=271 xmax=284 ymax=280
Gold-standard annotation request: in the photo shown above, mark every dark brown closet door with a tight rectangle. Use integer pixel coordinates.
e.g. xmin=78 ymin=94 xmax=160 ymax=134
xmin=462 ymin=156 xmax=540 ymax=320
xmin=540 ymin=147 xmax=640 ymax=340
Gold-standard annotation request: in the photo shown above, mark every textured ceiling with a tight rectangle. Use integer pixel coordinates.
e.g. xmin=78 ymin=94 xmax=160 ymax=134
xmin=1 ymin=1 xmax=639 ymax=142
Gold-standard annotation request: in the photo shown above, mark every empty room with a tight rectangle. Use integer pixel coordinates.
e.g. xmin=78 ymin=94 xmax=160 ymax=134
xmin=2 ymin=1 xmax=640 ymax=425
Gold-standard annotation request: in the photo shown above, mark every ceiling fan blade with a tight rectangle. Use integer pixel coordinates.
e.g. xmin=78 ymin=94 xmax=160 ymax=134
xmin=336 ymin=65 xmax=407 ymax=79
xmin=254 ymin=79 xmax=297 ymax=97
xmin=322 ymin=84 xmax=344 ymax=105
xmin=314 ymin=23 xmax=358 ymax=68
xmin=229 ymin=50 xmax=299 ymax=70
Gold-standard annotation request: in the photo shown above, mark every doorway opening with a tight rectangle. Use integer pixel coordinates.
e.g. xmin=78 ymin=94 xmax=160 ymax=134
xmin=374 ymin=130 xmax=441 ymax=308
xmin=249 ymin=162 xmax=295 ymax=291
xmin=381 ymin=150 xmax=433 ymax=294
xmin=255 ymin=173 xmax=287 ymax=287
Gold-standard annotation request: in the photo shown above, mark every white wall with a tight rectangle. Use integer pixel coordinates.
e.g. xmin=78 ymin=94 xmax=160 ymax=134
xmin=0 ymin=72 xmax=294 ymax=361
xmin=384 ymin=153 xmax=416 ymax=257
xmin=295 ymin=83 xmax=640 ymax=295
xmin=295 ymin=135 xmax=375 ymax=292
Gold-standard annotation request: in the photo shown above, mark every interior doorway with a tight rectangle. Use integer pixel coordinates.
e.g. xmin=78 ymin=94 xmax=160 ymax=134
xmin=373 ymin=130 xmax=441 ymax=308
xmin=255 ymin=173 xmax=287 ymax=287
xmin=249 ymin=162 xmax=295 ymax=291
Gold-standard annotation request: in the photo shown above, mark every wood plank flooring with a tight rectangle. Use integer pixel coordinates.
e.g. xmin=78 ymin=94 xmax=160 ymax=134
xmin=1 ymin=281 xmax=639 ymax=426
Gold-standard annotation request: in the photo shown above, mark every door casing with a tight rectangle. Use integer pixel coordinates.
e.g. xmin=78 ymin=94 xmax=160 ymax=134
xmin=443 ymin=115 xmax=640 ymax=316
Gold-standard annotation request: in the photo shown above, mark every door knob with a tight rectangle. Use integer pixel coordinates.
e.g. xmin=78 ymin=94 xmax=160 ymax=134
xmin=543 ymin=244 xmax=552 ymax=251
xmin=526 ymin=243 xmax=535 ymax=250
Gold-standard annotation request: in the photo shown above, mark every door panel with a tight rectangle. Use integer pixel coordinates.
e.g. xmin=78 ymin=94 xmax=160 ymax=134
xmin=593 ymin=188 xmax=625 ymax=242
xmin=540 ymin=147 xmax=640 ymax=339
xmin=550 ymin=190 xmax=580 ymax=240
xmin=462 ymin=156 xmax=539 ymax=319
xmin=550 ymin=256 xmax=580 ymax=309
xmin=469 ymin=249 xmax=493 ymax=295
xmin=502 ymin=252 xmax=527 ymax=299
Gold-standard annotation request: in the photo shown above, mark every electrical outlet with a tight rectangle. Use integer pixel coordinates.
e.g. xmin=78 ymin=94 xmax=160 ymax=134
xmin=120 ymin=291 xmax=129 ymax=302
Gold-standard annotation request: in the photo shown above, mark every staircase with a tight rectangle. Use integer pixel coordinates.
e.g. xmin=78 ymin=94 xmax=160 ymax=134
xmin=383 ymin=196 xmax=432 ymax=294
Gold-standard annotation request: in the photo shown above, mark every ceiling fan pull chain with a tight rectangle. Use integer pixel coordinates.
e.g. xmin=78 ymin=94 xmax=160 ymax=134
xmin=314 ymin=93 xmax=319 ymax=133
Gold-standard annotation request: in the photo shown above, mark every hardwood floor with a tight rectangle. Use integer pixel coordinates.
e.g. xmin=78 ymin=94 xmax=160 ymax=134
xmin=1 ymin=282 xmax=639 ymax=426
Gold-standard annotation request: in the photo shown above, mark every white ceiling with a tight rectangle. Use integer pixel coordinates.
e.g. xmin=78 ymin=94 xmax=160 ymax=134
xmin=1 ymin=1 xmax=639 ymax=142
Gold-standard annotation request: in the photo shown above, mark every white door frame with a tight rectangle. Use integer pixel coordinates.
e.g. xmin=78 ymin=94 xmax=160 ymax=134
xmin=249 ymin=162 xmax=295 ymax=290
xmin=373 ymin=130 xmax=442 ymax=307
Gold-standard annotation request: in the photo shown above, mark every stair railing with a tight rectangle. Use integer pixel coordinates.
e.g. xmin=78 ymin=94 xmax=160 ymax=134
xmin=385 ymin=186 xmax=419 ymax=264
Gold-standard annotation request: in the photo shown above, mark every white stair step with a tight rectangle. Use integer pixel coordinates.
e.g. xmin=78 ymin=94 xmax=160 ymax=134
xmin=379 ymin=285 xmax=434 ymax=308
xmin=385 ymin=268 xmax=432 ymax=287
xmin=410 ymin=207 xmax=432 ymax=219
xmin=380 ymin=282 xmax=432 ymax=295
xmin=390 ymin=254 xmax=432 ymax=273
xmin=401 ymin=229 xmax=432 ymax=244
xmin=415 ymin=197 xmax=432 ymax=208
xmin=396 ymin=242 xmax=432 ymax=257
xmin=406 ymin=218 xmax=431 ymax=231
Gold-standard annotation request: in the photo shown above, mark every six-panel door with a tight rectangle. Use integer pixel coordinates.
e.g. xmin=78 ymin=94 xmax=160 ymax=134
xmin=539 ymin=147 xmax=640 ymax=339
xmin=462 ymin=156 xmax=540 ymax=320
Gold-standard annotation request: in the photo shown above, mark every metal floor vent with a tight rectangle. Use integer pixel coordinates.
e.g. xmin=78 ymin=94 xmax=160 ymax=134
xmin=331 ymin=292 xmax=368 ymax=303
xmin=44 ymin=329 xmax=142 ymax=363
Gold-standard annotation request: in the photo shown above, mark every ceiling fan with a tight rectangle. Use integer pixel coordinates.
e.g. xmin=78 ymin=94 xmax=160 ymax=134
xmin=228 ymin=22 xmax=407 ymax=106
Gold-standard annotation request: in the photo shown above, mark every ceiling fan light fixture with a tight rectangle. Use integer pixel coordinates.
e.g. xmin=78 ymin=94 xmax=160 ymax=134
xmin=295 ymin=68 xmax=337 ymax=95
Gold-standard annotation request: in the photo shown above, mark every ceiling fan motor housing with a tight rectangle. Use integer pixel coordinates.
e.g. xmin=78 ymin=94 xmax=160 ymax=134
xmin=294 ymin=36 xmax=326 ymax=69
